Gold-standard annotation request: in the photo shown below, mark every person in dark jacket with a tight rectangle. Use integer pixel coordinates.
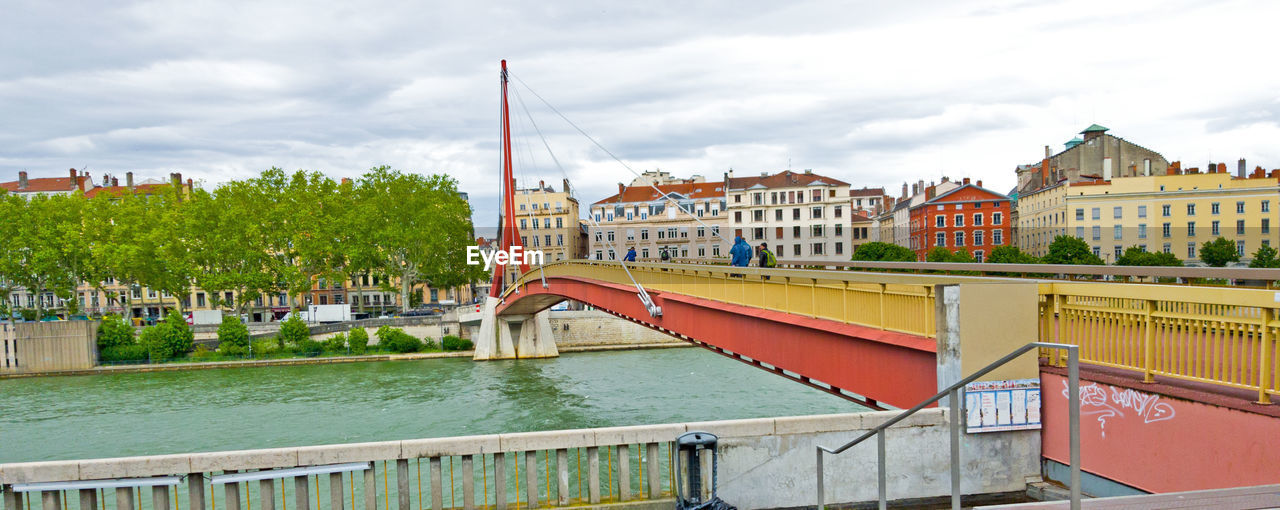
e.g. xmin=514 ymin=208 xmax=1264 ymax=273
xmin=623 ymin=247 xmax=637 ymax=262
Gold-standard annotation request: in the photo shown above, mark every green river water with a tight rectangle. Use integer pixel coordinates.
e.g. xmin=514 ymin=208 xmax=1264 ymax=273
xmin=0 ymin=348 xmax=864 ymax=464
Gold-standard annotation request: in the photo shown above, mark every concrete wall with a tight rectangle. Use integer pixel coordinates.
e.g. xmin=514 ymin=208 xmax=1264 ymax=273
xmin=546 ymin=310 xmax=683 ymax=347
xmin=0 ymin=321 xmax=99 ymax=374
xmin=0 ymin=409 xmax=1040 ymax=509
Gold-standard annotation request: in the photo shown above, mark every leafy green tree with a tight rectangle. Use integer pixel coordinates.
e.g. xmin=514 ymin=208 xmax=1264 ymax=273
xmin=187 ymin=183 xmax=276 ymax=317
xmin=0 ymin=191 xmax=21 ymax=322
xmin=1043 ymin=236 xmax=1104 ymax=265
xmin=1116 ymin=246 xmax=1182 ymax=267
xmin=1199 ymin=237 xmax=1240 ymax=267
xmin=278 ymin=313 xmax=309 ymax=346
xmin=851 ymin=242 xmax=917 ymax=262
xmin=355 ymin=167 xmax=483 ymax=312
xmin=216 ymin=315 xmax=250 ymax=354
xmin=138 ymin=310 xmax=194 ymax=360
xmin=987 ymin=245 xmax=1039 ymax=264
xmin=348 ymin=327 xmax=370 ymax=354
xmin=96 ymin=314 xmax=136 ymax=350
xmin=1249 ymin=245 xmax=1280 ymax=268
xmin=7 ymin=193 xmax=88 ymax=316
xmin=925 ymin=246 xmax=953 ymax=262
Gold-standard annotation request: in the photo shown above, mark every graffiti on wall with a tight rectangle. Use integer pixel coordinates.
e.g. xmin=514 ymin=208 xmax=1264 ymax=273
xmin=1061 ymin=380 xmax=1176 ymax=438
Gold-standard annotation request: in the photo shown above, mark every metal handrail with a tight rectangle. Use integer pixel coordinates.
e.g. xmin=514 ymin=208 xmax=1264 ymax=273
xmin=816 ymin=342 xmax=1081 ymax=510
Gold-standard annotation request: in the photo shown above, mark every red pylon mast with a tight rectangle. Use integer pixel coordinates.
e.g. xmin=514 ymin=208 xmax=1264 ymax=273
xmin=490 ymin=60 xmax=528 ymax=298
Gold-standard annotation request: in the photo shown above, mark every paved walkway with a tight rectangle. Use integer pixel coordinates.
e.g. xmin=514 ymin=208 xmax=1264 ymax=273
xmin=982 ymin=484 xmax=1280 ymax=509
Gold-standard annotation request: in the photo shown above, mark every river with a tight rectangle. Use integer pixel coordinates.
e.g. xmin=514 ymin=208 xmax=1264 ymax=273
xmin=0 ymin=348 xmax=864 ymax=463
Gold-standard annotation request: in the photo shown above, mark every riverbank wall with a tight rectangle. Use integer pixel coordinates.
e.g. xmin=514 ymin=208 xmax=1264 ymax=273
xmin=0 ymin=409 xmax=1040 ymax=509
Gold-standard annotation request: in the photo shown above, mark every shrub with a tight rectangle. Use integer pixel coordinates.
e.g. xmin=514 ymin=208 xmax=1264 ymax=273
xmin=251 ymin=339 xmax=279 ymax=357
xmin=442 ymin=335 xmax=473 ymax=351
xmin=278 ymin=314 xmax=309 ymax=346
xmin=1250 ymin=245 xmax=1280 ymax=268
xmin=1199 ymin=237 xmax=1239 ymax=267
xmin=220 ymin=342 xmax=247 ymax=357
xmin=376 ymin=326 xmax=422 ymax=353
xmin=348 ymin=328 xmax=370 ymax=354
xmin=217 ymin=315 xmax=250 ymax=352
xmin=99 ymin=344 xmax=149 ymax=363
xmin=324 ymin=333 xmax=348 ymax=353
xmin=297 ymin=339 xmax=325 ymax=356
xmin=97 ymin=314 xmax=136 ymax=350
xmin=190 ymin=345 xmax=216 ymax=360
xmin=138 ymin=312 xmax=195 ymax=360
xmin=422 ymin=337 xmax=439 ymax=351
xmin=851 ymin=242 xmax=916 ymax=262
xmin=1043 ymin=236 xmax=1104 ymax=265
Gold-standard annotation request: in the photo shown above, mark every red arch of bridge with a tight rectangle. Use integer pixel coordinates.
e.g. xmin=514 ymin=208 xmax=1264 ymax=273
xmin=497 ymin=275 xmax=938 ymax=409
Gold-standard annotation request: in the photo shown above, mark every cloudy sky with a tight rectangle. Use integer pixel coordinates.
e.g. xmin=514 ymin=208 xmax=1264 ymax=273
xmin=4 ymin=0 xmax=1279 ymax=224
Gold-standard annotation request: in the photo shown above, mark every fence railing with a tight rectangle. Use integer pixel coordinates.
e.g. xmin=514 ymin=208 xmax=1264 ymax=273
xmin=1038 ymin=281 xmax=1280 ymax=403
xmin=506 ymin=261 xmax=960 ymax=338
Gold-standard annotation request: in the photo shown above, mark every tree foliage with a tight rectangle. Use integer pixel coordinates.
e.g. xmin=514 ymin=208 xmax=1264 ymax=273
xmin=278 ymin=313 xmax=309 ymax=346
xmin=139 ymin=310 xmax=194 ymax=359
xmin=851 ymin=242 xmax=917 ymax=262
xmin=96 ymin=314 xmax=136 ymax=350
xmin=217 ymin=315 xmax=250 ymax=354
xmin=1115 ymin=246 xmax=1182 ymax=267
xmin=986 ymin=246 xmax=1039 ymax=264
xmin=1249 ymin=245 xmax=1280 ymax=268
xmin=1199 ymin=237 xmax=1239 ymax=267
xmin=1042 ymin=236 xmax=1104 ymax=265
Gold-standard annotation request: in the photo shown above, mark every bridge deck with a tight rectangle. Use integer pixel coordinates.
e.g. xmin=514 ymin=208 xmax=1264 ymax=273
xmin=980 ymin=484 xmax=1280 ymax=509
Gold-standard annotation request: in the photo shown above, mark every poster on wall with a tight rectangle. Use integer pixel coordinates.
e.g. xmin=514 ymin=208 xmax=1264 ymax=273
xmin=964 ymin=378 xmax=1041 ymax=433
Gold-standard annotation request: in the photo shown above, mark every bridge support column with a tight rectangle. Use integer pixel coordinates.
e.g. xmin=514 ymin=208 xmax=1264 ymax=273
xmin=934 ymin=283 xmax=1039 ymax=407
xmin=514 ymin=310 xmax=558 ymax=359
xmin=473 ymin=297 xmax=515 ymax=360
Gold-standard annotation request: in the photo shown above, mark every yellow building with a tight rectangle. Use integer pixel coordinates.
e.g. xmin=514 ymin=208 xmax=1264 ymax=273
xmin=1064 ymin=169 xmax=1278 ymax=264
xmin=1016 ymin=182 xmax=1071 ymax=257
xmin=512 ymin=179 xmax=582 ymax=263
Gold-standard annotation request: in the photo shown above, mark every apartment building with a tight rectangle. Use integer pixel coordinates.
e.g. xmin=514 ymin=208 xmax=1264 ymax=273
xmin=726 ymin=170 xmax=853 ymax=261
xmin=908 ymin=179 xmax=1011 ymax=261
xmin=1064 ymin=164 xmax=1279 ymax=264
xmin=588 ymin=179 xmax=728 ymax=261
xmin=512 ymin=179 xmax=582 ymax=263
xmin=877 ymin=179 xmax=961 ymax=250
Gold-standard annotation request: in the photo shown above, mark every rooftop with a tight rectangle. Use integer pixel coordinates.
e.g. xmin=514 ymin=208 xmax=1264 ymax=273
xmin=727 ymin=170 xmax=849 ymax=190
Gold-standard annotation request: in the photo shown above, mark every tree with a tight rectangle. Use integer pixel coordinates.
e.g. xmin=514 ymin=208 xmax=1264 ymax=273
xmin=1116 ymin=246 xmax=1183 ymax=267
xmin=187 ymin=183 xmax=276 ymax=317
xmin=925 ymin=246 xmax=954 ymax=262
xmin=1249 ymin=245 xmax=1280 ymax=268
xmin=217 ymin=315 xmax=251 ymax=354
xmin=355 ymin=167 xmax=483 ymax=312
xmin=0 ymin=191 xmax=21 ymax=322
xmin=8 ymin=193 xmax=86 ymax=317
xmin=1043 ymin=236 xmax=1104 ymax=265
xmin=138 ymin=310 xmax=194 ymax=360
xmin=851 ymin=242 xmax=917 ymax=262
xmin=986 ymin=245 xmax=1039 ymax=264
xmin=1199 ymin=237 xmax=1240 ymax=267
xmin=278 ymin=313 xmax=309 ymax=347
xmin=96 ymin=314 xmax=136 ymax=350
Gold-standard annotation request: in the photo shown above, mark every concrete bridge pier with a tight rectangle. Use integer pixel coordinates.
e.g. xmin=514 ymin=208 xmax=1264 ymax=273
xmin=514 ymin=310 xmax=559 ymax=358
xmin=473 ymin=296 xmax=515 ymax=360
xmin=474 ymin=297 xmax=558 ymax=360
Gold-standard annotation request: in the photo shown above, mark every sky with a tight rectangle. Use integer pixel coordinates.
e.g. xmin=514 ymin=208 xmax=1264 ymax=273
xmin=4 ymin=0 xmax=1279 ymax=226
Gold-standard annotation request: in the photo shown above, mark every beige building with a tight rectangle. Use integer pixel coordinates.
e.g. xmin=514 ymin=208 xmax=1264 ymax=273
xmin=1064 ymin=166 xmax=1279 ymax=264
xmin=589 ymin=178 xmax=729 ymax=261
xmin=726 ymin=170 xmax=853 ymax=261
xmin=1016 ymin=124 xmax=1170 ymax=196
xmin=513 ymin=179 xmax=582 ymax=263
xmin=1016 ymin=181 xmax=1072 ymax=257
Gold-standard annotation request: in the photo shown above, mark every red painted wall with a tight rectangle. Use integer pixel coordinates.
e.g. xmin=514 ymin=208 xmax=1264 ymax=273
xmin=1040 ymin=372 xmax=1280 ymax=492
xmin=909 ymin=185 xmax=1011 ymax=261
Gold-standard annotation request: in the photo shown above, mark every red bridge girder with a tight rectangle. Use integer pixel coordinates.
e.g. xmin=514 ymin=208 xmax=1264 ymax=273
xmin=497 ymin=275 xmax=937 ymax=409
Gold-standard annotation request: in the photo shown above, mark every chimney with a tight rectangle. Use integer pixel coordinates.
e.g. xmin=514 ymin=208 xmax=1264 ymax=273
xmin=186 ymin=178 xmax=193 ymax=190
xmin=1217 ymin=163 xmax=1226 ymax=174
xmin=926 ymin=186 xmax=936 ymax=200
xmin=172 ymin=172 xmax=182 ymax=187
xmin=901 ymin=182 xmax=908 ymax=198
xmin=1045 ymin=145 xmax=1051 ymax=159
xmin=727 ymin=168 xmax=734 ymax=178
xmin=111 ymin=177 xmax=118 ymax=186
xmin=976 ymin=180 xmax=983 ymax=188
xmin=562 ymin=178 xmax=571 ymax=193
xmin=538 ymin=180 xmax=544 ymax=190
xmin=78 ymin=176 xmax=87 ymax=193
xmin=126 ymin=172 xmax=134 ymax=190
xmin=18 ymin=171 xmax=28 ymax=189
xmin=102 ymin=173 xmax=109 ymax=186
xmin=1188 ymin=167 xmax=1199 ymax=174
xmin=1238 ymin=159 xmax=1247 ymax=178
xmin=1271 ymin=169 xmax=1280 ymax=179
xmin=618 ymin=183 xmax=625 ymax=196
xmin=911 ymin=183 xmax=919 ymax=195
xmin=804 ymin=169 xmax=812 ymax=174
xmin=918 ymin=180 xmax=925 ymax=195
xmin=941 ymin=176 xmax=950 ymax=183
xmin=962 ymin=177 xmax=970 ymax=185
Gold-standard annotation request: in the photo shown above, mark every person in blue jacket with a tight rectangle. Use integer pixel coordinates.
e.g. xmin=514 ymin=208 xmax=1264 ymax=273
xmin=623 ymin=247 xmax=637 ymax=262
xmin=729 ymin=236 xmax=753 ymax=267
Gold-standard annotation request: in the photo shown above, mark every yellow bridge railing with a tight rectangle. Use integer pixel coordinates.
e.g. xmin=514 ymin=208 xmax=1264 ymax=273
xmin=1039 ymin=282 xmax=1280 ymax=403
xmin=508 ymin=261 xmax=1280 ymax=402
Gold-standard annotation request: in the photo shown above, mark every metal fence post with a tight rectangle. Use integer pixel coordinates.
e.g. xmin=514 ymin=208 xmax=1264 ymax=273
xmin=876 ymin=430 xmax=886 ymax=510
xmin=1143 ymin=299 xmax=1156 ymax=383
xmin=1258 ymin=308 xmax=1274 ymax=405
xmin=1068 ymin=346 xmax=1081 ymax=510
xmin=949 ymin=388 xmax=961 ymax=510
xmin=815 ymin=449 xmax=824 ymax=510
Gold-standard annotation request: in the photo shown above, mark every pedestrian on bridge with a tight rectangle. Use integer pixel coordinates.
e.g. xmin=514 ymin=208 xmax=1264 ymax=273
xmin=730 ymin=236 xmax=752 ymax=267
xmin=623 ymin=247 xmax=637 ymax=262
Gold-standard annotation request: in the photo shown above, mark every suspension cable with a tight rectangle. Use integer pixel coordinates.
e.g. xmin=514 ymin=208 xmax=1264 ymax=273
xmin=508 ymin=101 xmax=549 ymax=289
xmin=508 ymin=70 xmax=735 ymax=247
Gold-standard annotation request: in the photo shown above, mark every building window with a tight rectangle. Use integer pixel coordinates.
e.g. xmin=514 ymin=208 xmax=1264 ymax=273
xmin=811 ymin=206 xmax=823 ymax=219
xmin=1186 ymin=204 xmax=1196 ymax=216
xmin=1237 ymin=201 xmax=1246 ymax=214
xmin=697 ymin=227 xmax=705 ymax=237
xmin=973 ymin=250 xmax=984 ymax=263
xmin=1091 ymin=207 xmax=1100 ymax=220
xmin=954 ymin=231 xmax=965 ymax=246
xmin=196 ymin=293 xmax=206 ymax=307
xmin=1211 ymin=202 xmax=1220 ymax=215
xmin=1114 ymin=246 xmax=1123 ymax=260
xmin=641 ymin=229 xmax=649 ymax=240
xmin=993 ymin=212 xmax=1002 ymax=225
xmin=1076 ymin=226 xmax=1085 ymax=239
xmin=1162 ymin=223 xmax=1171 ymax=238
xmin=1138 ymin=224 xmax=1147 ymax=239
xmin=1264 ymin=201 xmax=1271 ymax=213
xmin=753 ymin=210 xmax=764 ymax=222
xmin=1238 ymin=240 xmax=1246 ymax=257
xmin=626 ymin=229 xmax=635 ymax=241
xmin=974 ymin=230 xmax=984 ymax=246
xmin=1237 ymin=220 xmax=1245 ymax=235
xmin=1113 ymin=206 xmax=1123 ymax=219
xmin=734 ymin=211 xmax=742 ymax=223
xmin=1186 ymin=222 xmax=1196 ymax=237
xmin=811 ymin=224 xmax=825 ymax=237
xmin=1092 ymin=246 xmax=1101 ymax=257
xmin=606 ymin=231 xmax=615 ymax=242
xmin=812 ymin=243 xmax=824 ymax=255
xmin=993 ymin=230 xmax=1003 ymax=245
xmin=936 ymin=216 xmax=945 ymax=228
xmin=753 ymin=227 xmax=765 ymax=240
xmin=775 ymin=209 xmax=783 ymax=221
xmin=973 ymin=213 xmax=983 ymax=226
xmin=557 ymin=234 xmax=564 ymax=246
xmin=1091 ymin=226 xmax=1101 ymax=241
xmin=936 ymin=232 xmax=945 ymax=247
xmin=544 ymin=234 xmax=552 ymax=246
xmin=834 ymin=242 xmax=844 ymax=255
xmin=1075 ymin=209 xmax=1084 ymax=221
xmin=1113 ymin=225 xmax=1122 ymax=240
xmin=793 ymin=245 xmax=801 ymax=256
xmin=793 ymin=208 xmax=801 ymax=220
xmin=793 ymin=226 xmax=801 ymax=238
xmin=642 ymin=248 xmax=650 ymax=258
xmin=1263 ymin=218 xmax=1271 ymax=234
xmin=1187 ymin=243 xmax=1196 ymax=259
xmin=1162 ymin=243 xmax=1171 ymax=254
xmin=834 ymin=206 xmax=842 ymax=218
xmin=954 ymin=214 xmax=964 ymax=227
xmin=1211 ymin=221 xmax=1220 ymax=236
xmin=1162 ymin=205 xmax=1171 ymax=217
xmin=1138 ymin=205 xmax=1147 ymax=218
